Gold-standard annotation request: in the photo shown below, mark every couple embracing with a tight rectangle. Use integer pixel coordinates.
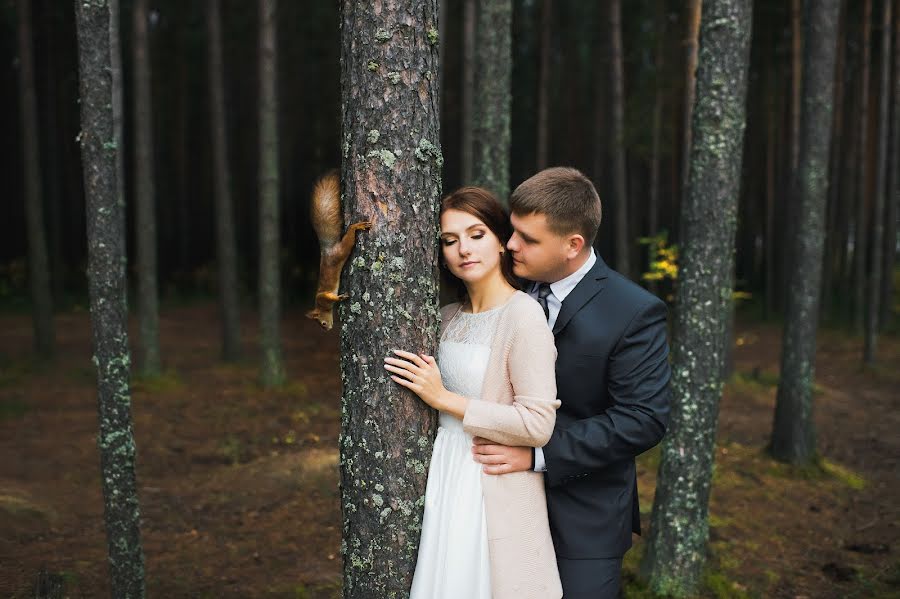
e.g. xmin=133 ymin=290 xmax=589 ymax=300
xmin=384 ymin=167 xmax=672 ymax=599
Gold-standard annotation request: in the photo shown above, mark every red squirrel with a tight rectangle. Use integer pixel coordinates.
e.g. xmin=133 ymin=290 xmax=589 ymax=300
xmin=306 ymin=170 xmax=372 ymax=330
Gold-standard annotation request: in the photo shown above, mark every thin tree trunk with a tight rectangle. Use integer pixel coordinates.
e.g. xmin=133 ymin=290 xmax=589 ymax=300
xmin=461 ymin=0 xmax=475 ymax=184
xmin=258 ymin=0 xmax=284 ymax=387
xmin=641 ymin=1 xmax=753 ymax=594
xmin=17 ymin=0 xmax=55 ymax=358
xmin=771 ymin=0 xmax=841 ymax=464
xmin=536 ymin=0 xmax=552 ymax=170
xmin=609 ymin=0 xmax=631 ymax=277
xmin=765 ymin=68 xmax=778 ymax=319
xmin=175 ymin=19 xmax=191 ymax=275
xmin=75 ymin=0 xmax=146 ymax=595
xmin=864 ymin=0 xmax=893 ymax=362
xmin=791 ymin=0 xmax=803 ymax=175
xmin=680 ymin=0 xmax=703 ymax=213
xmin=339 ymin=1 xmax=440 ymax=595
xmin=44 ymin=13 xmax=65 ymax=307
xmin=472 ymin=0 xmax=512 ymax=202
xmin=881 ymin=0 xmax=899 ymax=329
xmin=207 ymin=0 xmax=242 ymax=361
xmin=648 ymin=0 xmax=666 ymax=296
xmin=855 ymin=0 xmax=873 ymax=332
xmin=822 ymin=1 xmax=847 ymax=319
xmin=133 ymin=0 xmax=161 ymax=376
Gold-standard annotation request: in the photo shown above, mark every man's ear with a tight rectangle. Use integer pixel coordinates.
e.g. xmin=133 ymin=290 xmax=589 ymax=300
xmin=565 ymin=234 xmax=586 ymax=259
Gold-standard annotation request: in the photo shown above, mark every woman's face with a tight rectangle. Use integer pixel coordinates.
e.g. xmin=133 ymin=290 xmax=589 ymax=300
xmin=440 ymin=209 xmax=505 ymax=286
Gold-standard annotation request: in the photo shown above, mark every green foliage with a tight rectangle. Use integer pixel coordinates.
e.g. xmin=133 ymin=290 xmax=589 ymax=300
xmin=639 ymin=231 xmax=678 ymax=284
xmin=765 ymin=456 xmax=865 ymax=490
xmin=132 ymin=369 xmax=184 ymax=394
xmin=0 ymin=396 xmax=28 ymax=420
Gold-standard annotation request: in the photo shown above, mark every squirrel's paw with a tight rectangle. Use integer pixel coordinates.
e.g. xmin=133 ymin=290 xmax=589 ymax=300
xmin=353 ymin=221 xmax=374 ymax=231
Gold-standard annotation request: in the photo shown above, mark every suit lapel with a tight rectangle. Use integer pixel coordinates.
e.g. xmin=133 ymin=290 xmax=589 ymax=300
xmin=552 ymin=257 xmax=609 ymax=336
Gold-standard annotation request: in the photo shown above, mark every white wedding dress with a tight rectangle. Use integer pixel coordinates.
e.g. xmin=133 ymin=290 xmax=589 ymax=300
xmin=410 ymin=308 xmax=501 ymax=599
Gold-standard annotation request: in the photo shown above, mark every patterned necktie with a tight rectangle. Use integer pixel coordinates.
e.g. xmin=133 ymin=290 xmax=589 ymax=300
xmin=537 ymin=283 xmax=553 ymax=321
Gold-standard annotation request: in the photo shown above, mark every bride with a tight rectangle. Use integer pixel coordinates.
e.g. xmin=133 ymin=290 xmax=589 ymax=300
xmin=384 ymin=186 xmax=562 ymax=599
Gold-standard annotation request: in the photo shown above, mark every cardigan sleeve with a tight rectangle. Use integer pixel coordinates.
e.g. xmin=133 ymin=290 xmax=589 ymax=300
xmin=462 ymin=298 xmax=561 ymax=447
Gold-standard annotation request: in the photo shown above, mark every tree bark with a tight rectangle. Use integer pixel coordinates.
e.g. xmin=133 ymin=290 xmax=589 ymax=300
xmin=609 ymin=0 xmax=631 ymax=277
xmin=680 ymin=0 xmax=703 ymax=220
xmin=207 ymin=0 xmax=242 ymax=361
xmin=133 ymin=0 xmax=161 ymax=376
xmin=771 ymin=0 xmax=841 ymax=463
xmin=855 ymin=0 xmax=873 ymax=332
xmin=864 ymin=0 xmax=893 ymax=362
xmin=472 ymin=0 xmax=512 ymax=202
xmin=17 ymin=0 xmax=55 ymax=358
xmin=258 ymin=0 xmax=284 ymax=387
xmin=338 ymin=1 xmax=441 ymax=595
xmin=882 ymin=0 xmax=900 ymax=329
xmin=641 ymin=1 xmax=753 ymax=594
xmin=74 ymin=1 xmax=146 ymax=596
xmin=536 ymin=0 xmax=552 ymax=171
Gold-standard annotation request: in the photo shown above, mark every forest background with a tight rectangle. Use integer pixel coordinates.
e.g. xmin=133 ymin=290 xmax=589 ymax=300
xmin=1 ymin=0 xmax=898 ymax=598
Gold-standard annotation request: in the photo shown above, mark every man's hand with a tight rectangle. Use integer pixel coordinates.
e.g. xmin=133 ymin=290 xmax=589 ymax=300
xmin=472 ymin=437 xmax=532 ymax=475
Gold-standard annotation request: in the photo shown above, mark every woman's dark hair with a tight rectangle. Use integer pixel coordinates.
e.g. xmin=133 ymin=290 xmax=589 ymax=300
xmin=440 ymin=186 xmax=521 ymax=300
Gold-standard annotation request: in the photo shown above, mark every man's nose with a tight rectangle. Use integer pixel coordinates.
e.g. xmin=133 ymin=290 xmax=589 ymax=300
xmin=506 ymin=235 xmax=518 ymax=252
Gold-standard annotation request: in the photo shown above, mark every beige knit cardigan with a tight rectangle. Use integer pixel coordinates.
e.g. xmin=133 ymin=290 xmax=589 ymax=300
xmin=440 ymin=290 xmax=563 ymax=599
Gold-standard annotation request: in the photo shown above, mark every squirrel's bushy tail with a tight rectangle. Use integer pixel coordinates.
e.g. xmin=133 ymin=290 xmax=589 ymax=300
xmin=311 ymin=169 xmax=342 ymax=246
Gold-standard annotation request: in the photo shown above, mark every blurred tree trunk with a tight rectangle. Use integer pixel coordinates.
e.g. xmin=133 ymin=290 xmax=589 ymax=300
xmin=133 ymin=0 xmax=161 ymax=376
xmin=865 ymin=0 xmax=893 ymax=362
xmin=790 ymin=0 xmax=803 ymax=176
xmin=609 ymin=0 xmax=631 ymax=276
xmin=536 ymin=0 xmax=551 ymax=170
xmin=17 ymin=0 xmax=55 ymax=358
xmin=822 ymin=1 xmax=847 ymax=319
xmin=338 ymin=1 xmax=440 ymax=596
xmin=461 ymin=0 xmax=475 ymax=184
xmin=680 ymin=0 xmax=703 ymax=217
xmin=175 ymin=17 xmax=191 ymax=275
xmin=855 ymin=0 xmax=873 ymax=332
xmin=765 ymin=67 xmax=778 ymax=319
xmin=75 ymin=0 xmax=146 ymax=596
xmin=880 ymin=0 xmax=899 ymax=329
xmin=648 ymin=0 xmax=666 ymax=296
xmin=472 ymin=0 xmax=512 ymax=202
xmin=258 ymin=0 xmax=284 ymax=387
xmin=207 ymin=0 xmax=242 ymax=362
xmin=641 ymin=0 xmax=753 ymax=594
xmin=44 ymin=12 xmax=65 ymax=306
xmin=771 ymin=0 xmax=841 ymax=464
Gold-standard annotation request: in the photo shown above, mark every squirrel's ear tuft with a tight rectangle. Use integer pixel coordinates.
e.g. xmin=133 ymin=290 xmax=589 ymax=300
xmin=305 ymin=310 xmax=318 ymax=320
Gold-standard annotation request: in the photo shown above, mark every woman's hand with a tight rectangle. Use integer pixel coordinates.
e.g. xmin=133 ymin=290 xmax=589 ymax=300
xmin=384 ymin=350 xmax=447 ymax=410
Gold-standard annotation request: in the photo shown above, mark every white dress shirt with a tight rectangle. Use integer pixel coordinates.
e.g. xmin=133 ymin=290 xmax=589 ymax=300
xmin=527 ymin=249 xmax=597 ymax=471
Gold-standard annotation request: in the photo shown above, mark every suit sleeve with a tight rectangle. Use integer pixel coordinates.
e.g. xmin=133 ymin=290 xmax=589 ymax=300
xmin=462 ymin=301 xmax=561 ymax=447
xmin=543 ymin=298 xmax=671 ymax=487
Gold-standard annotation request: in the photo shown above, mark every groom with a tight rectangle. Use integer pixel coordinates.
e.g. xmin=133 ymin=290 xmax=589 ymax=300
xmin=472 ymin=167 xmax=671 ymax=598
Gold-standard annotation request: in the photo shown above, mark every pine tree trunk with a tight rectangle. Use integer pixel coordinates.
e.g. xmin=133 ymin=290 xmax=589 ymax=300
xmin=44 ymin=14 xmax=65 ymax=307
xmin=765 ymin=68 xmax=778 ymax=319
xmin=258 ymin=0 xmax=284 ymax=387
xmin=17 ymin=0 xmax=55 ymax=358
xmin=640 ymin=1 xmax=753 ymax=594
xmin=771 ymin=0 xmax=841 ymax=464
xmin=680 ymin=0 xmax=703 ymax=216
xmin=864 ymin=0 xmax=893 ymax=362
xmin=536 ymin=0 xmax=552 ymax=171
xmin=74 ymin=1 xmax=146 ymax=596
xmin=207 ymin=0 xmax=242 ymax=362
xmin=133 ymin=0 xmax=161 ymax=376
xmin=648 ymin=0 xmax=666 ymax=278
xmin=472 ymin=0 xmax=512 ymax=202
xmin=461 ymin=0 xmax=475 ymax=184
xmin=882 ymin=0 xmax=899 ymax=329
xmin=609 ymin=0 xmax=631 ymax=277
xmin=855 ymin=0 xmax=873 ymax=332
xmin=338 ymin=2 xmax=441 ymax=595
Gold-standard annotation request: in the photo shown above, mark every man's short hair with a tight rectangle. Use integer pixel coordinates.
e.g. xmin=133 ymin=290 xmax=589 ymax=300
xmin=509 ymin=167 xmax=602 ymax=246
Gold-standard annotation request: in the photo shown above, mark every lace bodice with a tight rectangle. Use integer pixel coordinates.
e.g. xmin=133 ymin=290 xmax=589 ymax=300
xmin=437 ymin=308 xmax=502 ymax=430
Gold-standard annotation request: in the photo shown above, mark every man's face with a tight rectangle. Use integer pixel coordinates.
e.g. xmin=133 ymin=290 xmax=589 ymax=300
xmin=507 ymin=212 xmax=573 ymax=283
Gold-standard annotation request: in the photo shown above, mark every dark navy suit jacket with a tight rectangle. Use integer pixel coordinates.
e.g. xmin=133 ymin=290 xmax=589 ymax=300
xmin=542 ymin=256 xmax=671 ymax=559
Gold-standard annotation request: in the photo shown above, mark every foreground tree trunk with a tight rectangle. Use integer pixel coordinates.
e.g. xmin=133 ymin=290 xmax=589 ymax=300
xmin=258 ymin=0 xmax=284 ymax=387
xmin=609 ymin=0 xmax=631 ymax=277
xmin=207 ymin=0 xmax=242 ymax=362
xmin=864 ymin=0 xmax=893 ymax=362
xmin=17 ymin=0 xmax=55 ymax=358
xmin=74 ymin=1 xmax=146 ymax=595
xmin=771 ymin=0 xmax=841 ymax=463
xmin=339 ymin=1 xmax=441 ymax=595
xmin=641 ymin=1 xmax=752 ymax=594
xmin=133 ymin=0 xmax=161 ymax=376
xmin=472 ymin=0 xmax=512 ymax=201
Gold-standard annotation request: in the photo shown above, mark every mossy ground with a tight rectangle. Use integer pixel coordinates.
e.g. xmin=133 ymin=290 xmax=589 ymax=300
xmin=0 ymin=304 xmax=897 ymax=598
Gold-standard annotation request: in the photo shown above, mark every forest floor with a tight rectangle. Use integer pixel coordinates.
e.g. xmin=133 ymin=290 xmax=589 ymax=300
xmin=0 ymin=302 xmax=897 ymax=598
